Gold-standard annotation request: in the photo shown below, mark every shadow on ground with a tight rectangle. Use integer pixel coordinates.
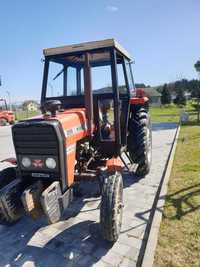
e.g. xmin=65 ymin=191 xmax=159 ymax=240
xmin=161 ymin=183 xmax=200 ymax=220
xmin=0 ymin=122 xmax=178 ymax=266
xmin=0 ymin=206 xmax=111 ymax=266
xmin=0 ymin=172 xmax=142 ymax=267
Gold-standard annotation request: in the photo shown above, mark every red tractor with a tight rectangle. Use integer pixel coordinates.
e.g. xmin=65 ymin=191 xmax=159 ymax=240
xmin=0 ymin=98 xmax=15 ymax=126
xmin=0 ymin=39 xmax=152 ymax=242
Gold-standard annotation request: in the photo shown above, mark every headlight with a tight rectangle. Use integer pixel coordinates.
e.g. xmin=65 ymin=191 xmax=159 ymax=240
xmin=21 ymin=157 xmax=31 ymax=168
xmin=45 ymin=158 xmax=56 ymax=169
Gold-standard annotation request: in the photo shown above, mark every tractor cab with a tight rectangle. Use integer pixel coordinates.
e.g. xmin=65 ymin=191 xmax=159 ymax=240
xmin=41 ymin=39 xmax=135 ymax=157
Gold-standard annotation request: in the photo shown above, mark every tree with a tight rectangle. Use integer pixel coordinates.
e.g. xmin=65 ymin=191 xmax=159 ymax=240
xmin=161 ymin=84 xmax=171 ymax=105
xmin=174 ymin=88 xmax=186 ymax=106
xmin=135 ymin=83 xmax=147 ymax=88
xmin=156 ymin=85 xmax=163 ymax=94
xmin=22 ymin=100 xmax=39 ymax=111
xmin=194 ymin=60 xmax=200 ymax=79
xmin=188 ymin=79 xmax=200 ymax=98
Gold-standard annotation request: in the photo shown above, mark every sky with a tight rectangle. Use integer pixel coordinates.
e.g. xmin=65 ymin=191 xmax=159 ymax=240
xmin=0 ymin=0 xmax=200 ymax=102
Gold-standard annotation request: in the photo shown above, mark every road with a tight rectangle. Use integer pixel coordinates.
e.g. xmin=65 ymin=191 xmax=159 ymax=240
xmin=0 ymin=123 xmax=178 ymax=267
xmin=0 ymin=126 xmax=15 ymax=162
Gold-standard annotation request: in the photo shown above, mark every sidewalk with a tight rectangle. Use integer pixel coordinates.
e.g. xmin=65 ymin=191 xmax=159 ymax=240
xmin=0 ymin=123 xmax=178 ymax=267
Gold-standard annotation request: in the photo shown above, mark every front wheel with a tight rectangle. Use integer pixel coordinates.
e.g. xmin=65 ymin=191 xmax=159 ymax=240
xmin=127 ymin=108 xmax=152 ymax=176
xmin=100 ymin=172 xmax=123 ymax=242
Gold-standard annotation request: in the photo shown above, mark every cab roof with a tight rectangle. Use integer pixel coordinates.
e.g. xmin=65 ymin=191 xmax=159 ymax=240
xmin=43 ymin=39 xmax=131 ymax=60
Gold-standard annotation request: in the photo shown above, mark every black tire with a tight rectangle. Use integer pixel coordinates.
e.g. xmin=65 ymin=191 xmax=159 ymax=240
xmin=0 ymin=167 xmax=17 ymax=190
xmin=127 ymin=108 xmax=152 ymax=176
xmin=100 ymin=172 xmax=123 ymax=242
xmin=0 ymin=168 xmax=17 ymax=224
xmin=0 ymin=118 xmax=7 ymax=126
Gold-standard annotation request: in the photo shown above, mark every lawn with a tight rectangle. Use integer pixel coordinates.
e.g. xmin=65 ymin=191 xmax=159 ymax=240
xmin=150 ymin=103 xmax=197 ymax=123
xmin=14 ymin=110 xmax=40 ymax=121
xmin=154 ymin=123 xmax=200 ymax=267
xmin=13 ymin=103 xmax=198 ymax=123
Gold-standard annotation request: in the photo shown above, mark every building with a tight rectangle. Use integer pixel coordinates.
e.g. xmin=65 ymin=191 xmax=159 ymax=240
xmin=22 ymin=100 xmax=39 ymax=112
xmin=27 ymin=102 xmax=38 ymax=111
xmin=143 ymin=87 xmax=161 ymax=106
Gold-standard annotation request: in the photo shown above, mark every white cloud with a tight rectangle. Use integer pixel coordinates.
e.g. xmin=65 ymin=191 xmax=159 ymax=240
xmin=106 ymin=5 xmax=118 ymax=12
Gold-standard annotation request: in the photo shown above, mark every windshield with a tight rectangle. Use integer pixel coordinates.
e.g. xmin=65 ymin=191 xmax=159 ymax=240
xmin=45 ymin=50 xmax=131 ymax=98
xmin=46 ymin=62 xmax=83 ymax=97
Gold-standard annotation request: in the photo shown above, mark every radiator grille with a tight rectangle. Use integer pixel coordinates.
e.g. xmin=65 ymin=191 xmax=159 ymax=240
xmin=12 ymin=125 xmax=59 ymax=156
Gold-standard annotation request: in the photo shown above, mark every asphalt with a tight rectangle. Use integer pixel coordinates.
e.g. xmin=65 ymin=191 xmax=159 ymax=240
xmin=0 ymin=123 xmax=178 ymax=267
xmin=0 ymin=126 xmax=15 ymax=161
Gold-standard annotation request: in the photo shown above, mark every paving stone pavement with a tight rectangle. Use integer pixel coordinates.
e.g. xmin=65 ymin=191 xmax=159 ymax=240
xmin=0 ymin=123 xmax=178 ymax=267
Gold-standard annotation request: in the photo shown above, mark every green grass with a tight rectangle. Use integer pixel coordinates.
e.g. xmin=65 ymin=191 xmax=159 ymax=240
xmin=13 ymin=103 xmax=198 ymax=123
xmin=150 ymin=103 xmax=197 ymax=123
xmin=14 ymin=110 xmax=40 ymax=121
xmin=154 ymin=123 xmax=200 ymax=267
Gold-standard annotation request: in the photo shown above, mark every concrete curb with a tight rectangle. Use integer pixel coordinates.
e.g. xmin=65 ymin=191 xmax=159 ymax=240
xmin=140 ymin=124 xmax=181 ymax=267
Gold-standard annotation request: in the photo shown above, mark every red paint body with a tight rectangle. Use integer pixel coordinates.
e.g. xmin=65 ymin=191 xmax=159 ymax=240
xmin=0 ymin=110 xmax=15 ymax=125
xmin=32 ymin=108 xmax=91 ymax=187
xmin=130 ymin=96 xmax=149 ymax=105
xmin=31 ymin=95 xmax=148 ymax=187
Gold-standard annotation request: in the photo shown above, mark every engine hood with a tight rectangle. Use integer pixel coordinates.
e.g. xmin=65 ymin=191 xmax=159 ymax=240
xmin=19 ymin=108 xmax=91 ymax=143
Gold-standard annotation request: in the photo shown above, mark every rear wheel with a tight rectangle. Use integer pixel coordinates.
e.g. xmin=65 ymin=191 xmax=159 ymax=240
xmin=0 ymin=119 xmax=7 ymax=126
xmin=128 ymin=108 xmax=152 ymax=176
xmin=100 ymin=172 xmax=123 ymax=242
